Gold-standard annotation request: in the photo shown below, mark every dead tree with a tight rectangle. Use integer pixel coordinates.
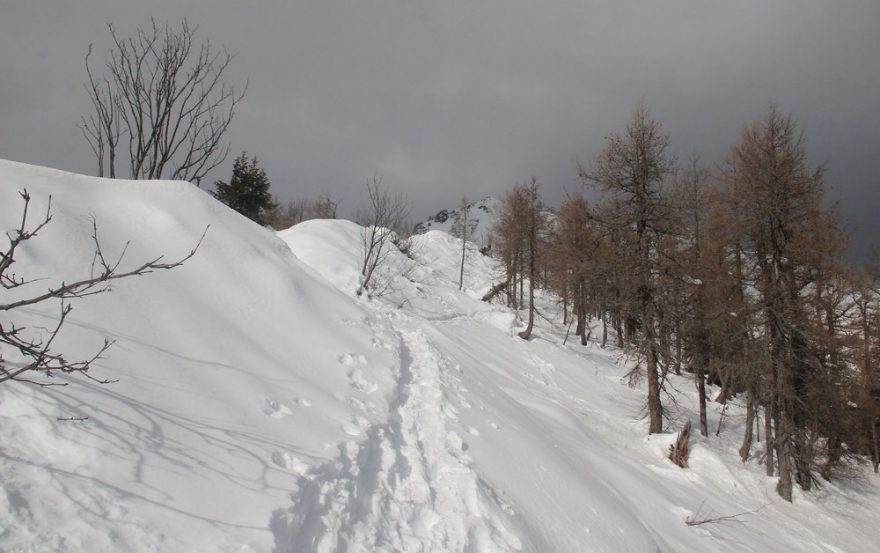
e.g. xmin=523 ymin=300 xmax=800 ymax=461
xmin=1 ymin=190 xmax=204 ymax=386
xmin=669 ymin=420 xmax=692 ymax=468
xmin=80 ymin=19 xmax=245 ymax=185
xmin=481 ymin=279 xmax=509 ymax=303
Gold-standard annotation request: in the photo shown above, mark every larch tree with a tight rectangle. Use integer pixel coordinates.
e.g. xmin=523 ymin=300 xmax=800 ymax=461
xmin=580 ymin=101 xmax=677 ymax=434
xmin=492 ymin=185 xmax=529 ymax=309
xmin=491 ymin=179 xmax=547 ymax=339
xmin=671 ymin=155 xmax=713 ymax=436
xmin=720 ymin=105 xmax=844 ymax=501
xmin=517 ymin=179 xmax=547 ymax=340
xmin=552 ymin=194 xmax=597 ymax=346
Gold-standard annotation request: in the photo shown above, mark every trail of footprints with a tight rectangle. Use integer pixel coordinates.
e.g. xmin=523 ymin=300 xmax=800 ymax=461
xmin=271 ymin=321 xmax=521 ymax=553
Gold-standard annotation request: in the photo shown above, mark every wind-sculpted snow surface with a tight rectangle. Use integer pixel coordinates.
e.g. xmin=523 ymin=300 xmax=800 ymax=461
xmin=1 ymin=160 xmax=878 ymax=552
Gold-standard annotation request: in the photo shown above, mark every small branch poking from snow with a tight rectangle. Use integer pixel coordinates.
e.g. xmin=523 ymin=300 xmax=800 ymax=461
xmin=685 ymin=501 xmax=767 ymax=526
xmin=57 ymin=416 xmax=89 ymax=422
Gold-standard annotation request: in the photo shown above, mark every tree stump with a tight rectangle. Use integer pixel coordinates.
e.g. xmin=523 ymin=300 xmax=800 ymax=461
xmin=669 ymin=420 xmax=692 ymax=468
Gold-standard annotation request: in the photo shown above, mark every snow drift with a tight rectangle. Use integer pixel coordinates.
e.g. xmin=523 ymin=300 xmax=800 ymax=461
xmin=1 ymin=160 xmax=878 ymax=553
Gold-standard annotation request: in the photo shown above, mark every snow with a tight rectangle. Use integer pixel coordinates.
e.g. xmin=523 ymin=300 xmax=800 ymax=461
xmin=414 ymin=197 xmax=500 ymax=250
xmin=1 ymin=159 xmax=879 ymax=552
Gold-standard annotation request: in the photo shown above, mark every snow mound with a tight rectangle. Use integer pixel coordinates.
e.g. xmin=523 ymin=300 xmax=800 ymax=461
xmin=0 ymin=160 xmax=397 ymax=552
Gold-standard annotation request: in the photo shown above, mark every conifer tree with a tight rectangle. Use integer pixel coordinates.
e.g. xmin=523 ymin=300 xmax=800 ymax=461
xmin=213 ymin=152 xmax=276 ymax=225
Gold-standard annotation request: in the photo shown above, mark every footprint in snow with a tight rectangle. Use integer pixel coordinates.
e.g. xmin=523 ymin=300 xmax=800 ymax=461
xmin=341 ymin=423 xmax=363 ymax=437
xmin=262 ymin=398 xmax=293 ymax=418
xmin=347 ymin=368 xmax=378 ymax=393
xmin=341 ymin=415 xmax=370 ymax=436
xmin=338 ymin=353 xmax=367 ymax=366
xmin=271 ymin=451 xmax=309 ymax=475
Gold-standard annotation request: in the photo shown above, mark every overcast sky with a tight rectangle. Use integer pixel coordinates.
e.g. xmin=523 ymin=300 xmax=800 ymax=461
xmin=2 ymin=1 xmax=879 ymax=259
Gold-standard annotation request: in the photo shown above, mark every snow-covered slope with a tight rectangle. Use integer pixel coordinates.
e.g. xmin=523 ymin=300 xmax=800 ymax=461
xmin=1 ymin=160 xmax=878 ymax=553
xmin=279 ymin=221 xmax=880 ymax=553
xmin=0 ymin=160 xmax=399 ymax=552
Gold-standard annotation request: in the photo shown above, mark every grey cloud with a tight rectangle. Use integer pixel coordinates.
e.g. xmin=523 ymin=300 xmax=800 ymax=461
xmin=1 ymin=1 xmax=878 ymax=259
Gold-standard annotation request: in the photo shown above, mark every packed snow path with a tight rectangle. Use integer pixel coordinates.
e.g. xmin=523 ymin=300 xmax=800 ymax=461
xmin=272 ymin=321 xmax=520 ymax=552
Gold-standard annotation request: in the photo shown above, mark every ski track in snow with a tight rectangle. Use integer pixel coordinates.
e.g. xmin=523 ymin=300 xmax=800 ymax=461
xmin=271 ymin=322 xmax=521 ymax=553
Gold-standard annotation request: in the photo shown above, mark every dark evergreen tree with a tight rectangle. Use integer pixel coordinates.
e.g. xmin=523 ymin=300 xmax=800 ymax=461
xmin=213 ymin=152 xmax=275 ymax=225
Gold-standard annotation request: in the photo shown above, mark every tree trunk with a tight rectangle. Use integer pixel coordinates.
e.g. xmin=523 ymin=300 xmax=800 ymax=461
xmin=674 ymin=328 xmax=682 ymax=376
xmin=562 ymin=292 xmax=569 ymax=326
xmin=601 ymin=312 xmax=608 ymax=348
xmin=518 ymin=268 xmax=536 ymax=340
xmin=873 ymin=417 xmax=879 ymax=473
xmin=739 ymin=393 xmax=755 ymax=461
xmin=820 ymin=434 xmax=842 ymax=481
xmin=668 ymin=420 xmax=692 ymax=467
xmin=459 ymin=231 xmax=466 ymax=290
xmin=776 ymin=434 xmax=794 ymax=502
xmin=765 ymin=403 xmax=774 ymax=476
xmin=576 ymin=299 xmax=588 ymax=346
xmin=647 ymin=333 xmax=663 ymax=434
xmin=481 ymin=279 xmax=509 ymax=303
xmin=697 ymin=368 xmax=708 ymax=438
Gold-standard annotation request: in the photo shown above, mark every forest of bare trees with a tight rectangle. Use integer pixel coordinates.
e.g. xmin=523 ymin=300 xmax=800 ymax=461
xmin=491 ymin=103 xmax=880 ymax=501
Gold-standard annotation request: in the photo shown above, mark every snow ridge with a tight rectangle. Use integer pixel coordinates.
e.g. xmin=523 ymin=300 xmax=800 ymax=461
xmin=271 ymin=323 xmax=520 ymax=553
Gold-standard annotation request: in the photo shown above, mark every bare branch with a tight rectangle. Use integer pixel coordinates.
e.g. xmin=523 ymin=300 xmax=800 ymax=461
xmin=356 ymin=176 xmax=411 ymax=296
xmin=1 ymin=190 xmax=205 ymax=386
xmin=685 ymin=502 xmax=767 ymax=527
xmin=81 ymin=19 xmax=244 ymax=185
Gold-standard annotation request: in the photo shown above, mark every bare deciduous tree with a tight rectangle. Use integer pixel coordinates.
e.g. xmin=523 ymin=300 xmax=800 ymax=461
xmin=80 ymin=19 xmax=245 ymax=185
xmin=451 ymin=196 xmax=477 ymax=291
xmin=1 ymin=190 xmax=204 ymax=386
xmin=356 ymin=177 xmax=411 ymax=297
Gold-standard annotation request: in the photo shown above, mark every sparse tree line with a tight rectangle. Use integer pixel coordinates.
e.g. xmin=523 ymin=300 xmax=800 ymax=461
xmin=490 ymin=102 xmax=879 ymax=501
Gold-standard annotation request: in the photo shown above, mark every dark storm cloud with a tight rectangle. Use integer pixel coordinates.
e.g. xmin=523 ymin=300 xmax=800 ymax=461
xmin=2 ymin=1 xmax=878 ymax=258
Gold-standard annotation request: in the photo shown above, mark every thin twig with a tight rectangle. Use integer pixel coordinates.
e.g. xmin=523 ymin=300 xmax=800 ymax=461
xmin=685 ymin=501 xmax=767 ymax=526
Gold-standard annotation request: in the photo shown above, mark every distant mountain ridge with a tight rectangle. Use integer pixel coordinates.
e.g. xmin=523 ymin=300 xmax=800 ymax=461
xmin=413 ymin=196 xmax=500 ymax=248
